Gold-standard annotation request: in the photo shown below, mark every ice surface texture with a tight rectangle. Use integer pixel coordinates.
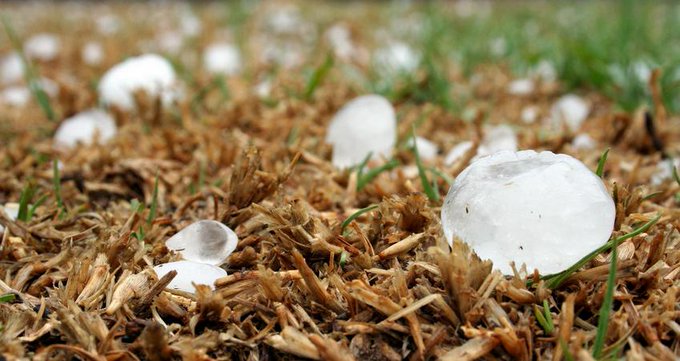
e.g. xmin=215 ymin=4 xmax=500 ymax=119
xmin=98 ymin=54 xmax=177 ymax=110
xmin=326 ymin=94 xmax=396 ymax=169
xmin=165 ymin=220 xmax=238 ymax=266
xmin=441 ymin=150 xmax=615 ymax=274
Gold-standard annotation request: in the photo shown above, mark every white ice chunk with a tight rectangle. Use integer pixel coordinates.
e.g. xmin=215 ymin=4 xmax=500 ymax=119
xmin=549 ymin=94 xmax=590 ymax=132
xmin=325 ymin=24 xmax=354 ymax=61
xmin=409 ymin=136 xmax=438 ymax=161
xmin=153 ymin=260 xmax=226 ymax=293
xmin=325 ymin=94 xmax=396 ymax=169
xmin=96 ymin=14 xmax=121 ymax=35
xmin=477 ymin=125 xmax=517 ymax=157
xmin=0 ymin=203 xmax=19 ymax=234
xmin=1 ymin=86 xmax=30 ymax=107
xmin=651 ymin=159 xmax=680 ymax=186
xmin=54 ymin=109 xmax=117 ymax=149
xmin=1 ymin=52 xmax=24 ymax=85
xmin=203 ymin=43 xmax=242 ymax=76
xmin=444 ymin=141 xmax=474 ymax=166
xmin=157 ymin=32 xmax=184 ymax=54
xmin=571 ymin=133 xmax=596 ymax=151
xmin=441 ymin=150 xmax=616 ymax=274
xmin=507 ymin=78 xmax=534 ymax=96
xmin=165 ymin=220 xmax=238 ymax=266
xmin=82 ymin=41 xmax=104 ymax=66
xmin=520 ymin=106 xmax=539 ymax=124
xmin=374 ymin=42 xmax=420 ymax=74
xmin=531 ymin=60 xmax=557 ymax=82
xmin=98 ymin=54 xmax=178 ymax=110
xmin=24 ymin=33 xmax=60 ymax=62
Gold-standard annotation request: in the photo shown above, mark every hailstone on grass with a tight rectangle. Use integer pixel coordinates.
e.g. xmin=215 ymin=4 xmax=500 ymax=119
xmin=477 ymin=125 xmax=518 ymax=157
xmin=203 ymin=43 xmax=242 ymax=76
xmin=24 ymin=33 xmax=60 ymax=62
xmin=374 ymin=42 xmax=420 ymax=74
xmin=81 ymin=42 xmax=104 ymax=66
xmin=507 ymin=78 xmax=534 ymax=96
xmin=53 ymin=109 xmax=117 ymax=149
xmin=165 ymin=220 xmax=238 ymax=266
xmin=0 ymin=203 xmax=19 ymax=234
xmin=549 ymin=94 xmax=590 ymax=132
xmin=1 ymin=52 xmax=24 ymax=85
xmin=444 ymin=141 xmax=474 ymax=166
xmin=98 ymin=54 xmax=178 ymax=110
xmin=1 ymin=86 xmax=30 ymax=107
xmin=409 ymin=136 xmax=438 ymax=161
xmin=571 ymin=133 xmax=596 ymax=151
xmin=325 ymin=94 xmax=396 ymax=169
xmin=441 ymin=150 xmax=615 ymax=274
xmin=153 ymin=261 xmax=226 ymax=293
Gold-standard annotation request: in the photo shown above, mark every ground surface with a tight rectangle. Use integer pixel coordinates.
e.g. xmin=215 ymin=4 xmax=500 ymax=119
xmin=0 ymin=1 xmax=679 ymax=360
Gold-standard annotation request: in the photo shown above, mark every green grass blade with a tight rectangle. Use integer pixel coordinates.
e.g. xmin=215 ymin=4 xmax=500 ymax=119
xmin=341 ymin=204 xmax=378 ymax=232
xmin=52 ymin=159 xmax=63 ymax=212
xmin=543 ymin=299 xmax=554 ymax=332
xmin=429 ymin=166 xmax=454 ymax=185
xmin=356 ymin=159 xmax=399 ymax=191
xmin=533 ymin=305 xmax=552 ymax=334
xmin=412 ymin=127 xmax=439 ymax=202
xmin=596 ymin=148 xmax=610 ymax=178
xmin=146 ymin=174 xmax=159 ymax=226
xmin=1 ymin=15 xmax=55 ymax=122
xmin=592 ymin=230 xmax=619 ymax=358
xmin=304 ymin=54 xmax=334 ymax=100
xmin=0 ymin=293 xmax=16 ymax=303
xmin=544 ymin=214 xmax=659 ymax=288
xmin=28 ymin=194 xmax=48 ymax=220
xmin=670 ymin=159 xmax=680 ymax=186
xmin=17 ymin=183 xmax=35 ymax=222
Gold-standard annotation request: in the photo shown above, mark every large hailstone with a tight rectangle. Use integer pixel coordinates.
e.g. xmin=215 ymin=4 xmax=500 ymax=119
xmin=54 ymin=109 xmax=117 ymax=149
xmin=98 ymin=54 xmax=178 ymax=110
xmin=441 ymin=150 xmax=615 ymax=274
xmin=153 ymin=261 xmax=226 ymax=293
xmin=165 ymin=220 xmax=238 ymax=266
xmin=326 ymin=94 xmax=396 ymax=169
xmin=203 ymin=43 xmax=242 ymax=76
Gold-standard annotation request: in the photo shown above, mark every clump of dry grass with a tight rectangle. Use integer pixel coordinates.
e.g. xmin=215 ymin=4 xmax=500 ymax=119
xmin=1 ymin=2 xmax=679 ymax=361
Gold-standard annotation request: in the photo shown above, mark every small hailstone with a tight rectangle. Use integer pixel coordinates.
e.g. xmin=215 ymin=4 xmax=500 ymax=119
xmin=165 ymin=220 xmax=238 ymax=266
xmin=53 ymin=109 xmax=117 ymax=149
xmin=444 ymin=141 xmax=474 ymax=166
xmin=325 ymin=24 xmax=354 ymax=61
xmin=203 ymin=43 xmax=242 ymax=76
xmin=96 ymin=14 xmax=121 ymax=35
xmin=632 ymin=60 xmax=652 ymax=84
xmin=441 ymin=150 xmax=616 ymax=274
xmin=24 ymin=33 xmax=60 ymax=61
xmin=179 ymin=9 xmax=202 ymax=37
xmin=507 ymin=78 xmax=535 ymax=96
xmin=157 ymin=32 xmax=184 ymax=54
xmin=374 ymin=42 xmax=420 ymax=74
xmin=571 ymin=133 xmax=596 ymax=151
xmin=98 ymin=54 xmax=178 ymax=110
xmin=489 ymin=37 xmax=507 ymax=57
xmin=651 ymin=159 xmax=680 ymax=186
xmin=153 ymin=261 xmax=226 ymax=293
xmin=253 ymin=78 xmax=272 ymax=98
xmin=477 ymin=125 xmax=517 ymax=157
xmin=325 ymin=94 xmax=396 ymax=169
xmin=0 ymin=203 xmax=20 ymax=234
xmin=520 ymin=106 xmax=539 ymax=124
xmin=1 ymin=86 xmax=31 ymax=107
xmin=409 ymin=136 xmax=438 ymax=161
xmin=81 ymin=42 xmax=104 ymax=66
xmin=549 ymin=94 xmax=590 ymax=132
xmin=1 ymin=52 xmax=24 ymax=85
xmin=33 ymin=78 xmax=59 ymax=98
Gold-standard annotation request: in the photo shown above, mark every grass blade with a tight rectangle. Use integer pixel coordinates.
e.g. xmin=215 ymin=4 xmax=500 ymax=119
xmin=1 ymin=15 xmax=55 ymax=121
xmin=543 ymin=214 xmax=659 ymax=288
xmin=304 ymin=53 xmax=334 ymax=100
xmin=146 ymin=174 xmax=159 ymax=226
xmin=595 ymin=148 xmax=610 ymax=178
xmin=356 ymin=159 xmax=399 ymax=191
xmin=670 ymin=159 xmax=680 ymax=186
xmin=28 ymin=194 xmax=48 ymax=220
xmin=412 ymin=127 xmax=439 ymax=202
xmin=17 ymin=183 xmax=35 ymax=222
xmin=592 ymin=228 xmax=619 ymax=358
xmin=341 ymin=204 xmax=378 ymax=232
xmin=0 ymin=293 xmax=16 ymax=303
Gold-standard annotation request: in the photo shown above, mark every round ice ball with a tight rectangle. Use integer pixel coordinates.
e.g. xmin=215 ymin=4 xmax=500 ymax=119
xmin=203 ymin=43 xmax=242 ymax=76
xmin=165 ymin=220 xmax=238 ymax=266
xmin=441 ymin=150 xmax=615 ymax=274
xmin=98 ymin=53 xmax=177 ymax=110
xmin=54 ymin=109 xmax=117 ymax=149
xmin=153 ymin=260 xmax=226 ymax=293
xmin=325 ymin=94 xmax=396 ymax=169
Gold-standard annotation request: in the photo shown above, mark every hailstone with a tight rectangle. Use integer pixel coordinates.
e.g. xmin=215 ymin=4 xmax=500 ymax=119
xmin=165 ymin=220 xmax=238 ymax=266
xmin=441 ymin=150 xmax=616 ymax=274
xmin=325 ymin=94 xmax=396 ymax=169
xmin=0 ymin=203 xmax=19 ymax=234
xmin=549 ymin=94 xmax=590 ymax=132
xmin=98 ymin=54 xmax=178 ymax=110
xmin=24 ymin=33 xmax=60 ymax=62
xmin=203 ymin=43 xmax=242 ymax=76
xmin=53 ymin=109 xmax=117 ymax=149
xmin=153 ymin=261 xmax=226 ymax=293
